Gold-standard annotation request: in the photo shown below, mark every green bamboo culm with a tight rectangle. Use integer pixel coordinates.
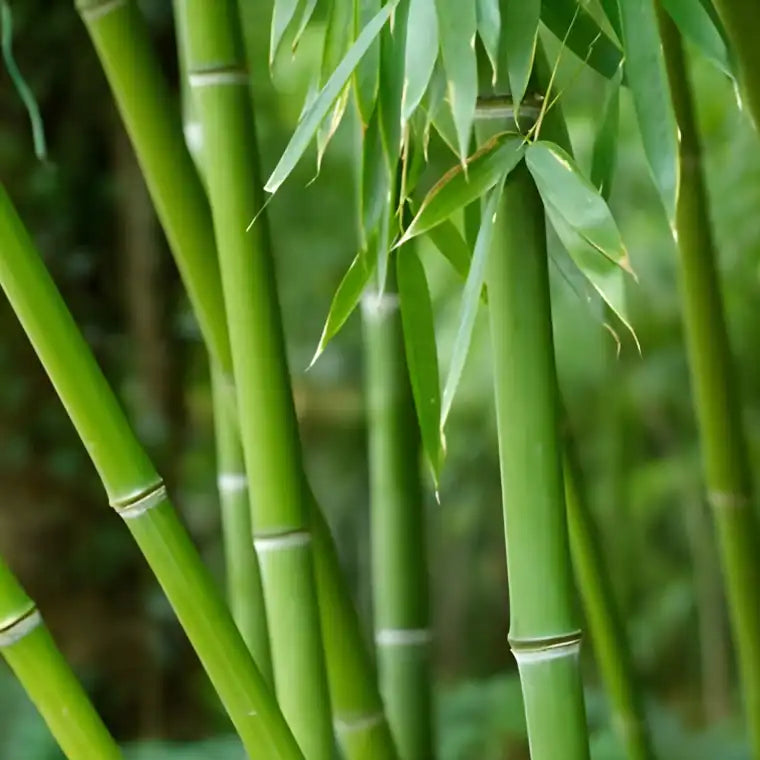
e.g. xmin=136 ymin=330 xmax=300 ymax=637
xmin=659 ymin=12 xmax=760 ymax=757
xmin=0 ymin=185 xmax=303 ymax=760
xmin=211 ymin=368 xmax=273 ymax=686
xmin=363 ymin=270 xmax=434 ymax=760
xmin=487 ymin=162 xmax=590 ymax=760
xmin=0 ymin=558 xmax=122 ymax=759
xmin=79 ymin=2 xmax=397 ymax=754
xmin=180 ymin=2 xmax=334 ymax=757
xmin=563 ymin=436 xmax=656 ymax=760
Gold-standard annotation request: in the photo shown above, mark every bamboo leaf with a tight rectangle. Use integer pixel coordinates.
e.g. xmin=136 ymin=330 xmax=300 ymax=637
xmin=425 ymin=220 xmax=472 ymax=281
xmin=397 ymin=248 xmax=443 ymax=480
xmin=541 ymin=0 xmax=623 ymax=80
xmin=590 ymin=70 xmax=621 ymax=200
xmin=660 ymin=0 xmax=732 ymax=77
xmin=441 ymin=185 xmax=501 ymax=426
xmin=400 ymin=132 xmax=524 ymax=243
xmin=618 ymin=0 xmax=680 ymax=224
xmin=599 ymin=0 xmax=622 ymax=39
xmin=292 ymin=0 xmax=319 ymax=52
xmin=476 ymin=0 xmax=501 ymax=81
xmin=502 ymin=0 xmax=540 ymax=107
xmin=265 ymin=0 xmax=397 ymax=194
xmin=403 ymin=0 xmax=439 ymax=122
xmin=310 ymin=251 xmax=377 ymax=366
xmin=271 ymin=0 xmax=303 ymax=64
xmin=379 ymin=0 xmax=410 ymax=168
xmin=435 ymin=0 xmax=478 ymax=160
xmin=354 ymin=0 xmax=382 ymax=125
xmin=526 ymin=140 xmax=631 ymax=272
xmin=361 ymin=108 xmax=391 ymax=245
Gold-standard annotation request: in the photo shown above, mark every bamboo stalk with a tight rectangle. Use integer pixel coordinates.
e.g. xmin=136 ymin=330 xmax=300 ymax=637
xmin=486 ymin=161 xmax=590 ymax=760
xmin=0 ymin=184 xmax=302 ymax=760
xmin=179 ymin=2 xmax=333 ymax=757
xmin=362 ymin=272 xmax=434 ymax=760
xmin=659 ymin=11 xmax=760 ymax=756
xmin=0 ymin=557 xmax=122 ymax=759
xmin=79 ymin=2 xmax=397 ymax=755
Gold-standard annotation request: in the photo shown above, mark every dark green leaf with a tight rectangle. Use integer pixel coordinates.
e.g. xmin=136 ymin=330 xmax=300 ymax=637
xmin=598 ymin=0 xmax=622 ymax=39
xmin=590 ymin=70 xmax=621 ymax=200
xmin=380 ymin=0 xmax=410 ymax=167
xmin=361 ymin=108 xmax=391 ymax=245
xmin=503 ymin=0 xmax=540 ymax=106
xmin=354 ymin=0 xmax=382 ymax=125
xmin=425 ymin=220 xmax=473 ymax=281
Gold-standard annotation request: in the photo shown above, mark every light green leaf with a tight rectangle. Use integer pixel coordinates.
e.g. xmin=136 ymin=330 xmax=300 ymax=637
xmin=271 ymin=0 xmax=304 ymax=64
xmin=526 ymin=140 xmax=631 ymax=271
xmin=310 ymin=251 xmax=377 ymax=366
xmin=401 ymin=132 xmax=524 ymax=243
xmin=660 ymin=0 xmax=732 ymax=77
xmin=379 ymin=0 xmax=410 ymax=167
xmin=502 ymin=0 xmax=540 ymax=107
xmin=292 ymin=0 xmax=319 ymax=52
xmin=397 ymin=248 xmax=443 ymax=481
xmin=477 ymin=0 xmax=501 ymax=81
xmin=590 ymin=70 xmax=621 ymax=200
xmin=265 ymin=0 xmax=398 ymax=194
xmin=541 ymin=0 xmax=623 ymax=80
xmin=403 ymin=0 xmax=439 ymax=121
xmin=441 ymin=185 xmax=501 ymax=426
xmin=435 ymin=0 xmax=478 ymax=160
xmin=354 ymin=0 xmax=382 ymax=125
xmin=618 ymin=0 xmax=680 ymax=223
xmin=425 ymin=220 xmax=473 ymax=282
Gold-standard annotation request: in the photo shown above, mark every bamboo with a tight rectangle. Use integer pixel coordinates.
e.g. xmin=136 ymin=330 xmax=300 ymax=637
xmin=563 ymin=436 xmax=655 ymax=760
xmin=659 ymin=12 xmax=760 ymax=756
xmin=180 ymin=2 xmax=333 ymax=757
xmin=0 ymin=184 xmax=302 ymax=760
xmin=0 ymin=557 xmax=122 ymax=759
xmin=362 ymin=271 xmax=434 ymax=760
xmin=486 ymin=161 xmax=590 ymax=760
xmin=79 ymin=2 xmax=397 ymax=755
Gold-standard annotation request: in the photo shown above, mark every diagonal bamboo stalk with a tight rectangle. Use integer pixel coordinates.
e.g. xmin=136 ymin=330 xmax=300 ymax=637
xmin=0 ymin=557 xmax=122 ymax=759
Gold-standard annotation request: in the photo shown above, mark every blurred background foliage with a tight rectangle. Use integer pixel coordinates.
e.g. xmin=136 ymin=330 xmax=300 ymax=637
xmin=0 ymin=0 xmax=759 ymax=758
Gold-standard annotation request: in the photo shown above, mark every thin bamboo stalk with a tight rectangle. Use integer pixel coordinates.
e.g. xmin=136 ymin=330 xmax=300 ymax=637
xmin=659 ymin=12 xmax=760 ymax=756
xmin=79 ymin=3 xmax=397 ymax=755
xmin=0 ymin=557 xmax=122 ymax=759
xmin=179 ymin=2 xmax=333 ymax=757
xmin=563 ymin=435 xmax=655 ymax=760
xmin=486 ymin=161 xmax=590 ymax=760
xmin=362 ymin=271 xmax=434 ymax=760
xmin=0 ymin=184 xmax=302 ymax=760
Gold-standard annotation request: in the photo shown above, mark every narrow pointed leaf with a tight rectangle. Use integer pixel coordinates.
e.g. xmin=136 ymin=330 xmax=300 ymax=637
xmin=425 ymin=220 xmax=473 ymax=282
xmin=397 ymin=249 xmax=443 ymax=480
xmin=502 ymin=0 xmax=540 ymax=106
xmin=361 ymin=108 xmax=391 ymax=245
xmin=265 ymin=0 xmax=398 ymax=194
xmin=271 ymin=0 xmax=304 ymax=64
xmin=599 ymin=0 xmax=622 ymax=39
xmin=618 ymin=0 xmax=680 ymax=223
xmin=292 ymin=0 xmax=319 ymax=52
xmin=403 ymin=0 xmax=439 ymax=121
xmin=435 ymin=0 xmax=478 ymax=159
xmin=590 ymin=71 xmax=621 ymax=200
xmin=379 ymin=0 xmax=410 ymax=167
xmin=354 ymin=0 xmax=382 ymax=125
xmin=401 ymin=132 xmax=524 ymax=243
xmin=526 ymin=140 xmax=631 ymax=271
xmin=541 ymin=0 xmax=623 ymax=80
xmin=441 ymin=185 xmax=500 ymax=426
xmin=477 ymin=0 xmax=501 ymax=80
xmin=660 ymin=0 xmax=732 ymax=77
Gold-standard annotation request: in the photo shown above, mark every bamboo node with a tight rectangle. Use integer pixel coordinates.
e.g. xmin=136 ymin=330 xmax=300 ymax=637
xmin=334 ymin=711 xmax=386 ymax=734
xmin=254 ymin=530 xmax=311 ymax=553
xmin=188 ymin=68 xmax=249 ymax=89
xmin=112 ymin=483 xmax=167 ymax=520
xmin=77 ymin=0 xmax=128 ymax=21
xmin=361 ymin=291 xmax=400 ymax=319
xmin=0 ymin=608 xmax=41 ymax=648
xmin=218 ymin=472 xmax=248 ymax=493
xmin=510 ymin=633 xmax=582 ymax=666
xmin=708 ymin=490 xmax=750 ymax=510
xmin=375 ymin=628 xmax=432 ymax=647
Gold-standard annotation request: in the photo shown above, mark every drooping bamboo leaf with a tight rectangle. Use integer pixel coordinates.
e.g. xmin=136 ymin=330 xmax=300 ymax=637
xmin=310 ymin=251 xmax=377 ymax=366
xmin=397 ymin=248 xmax=443 ymax=481
xmin=379 ymin=0 xmax=410 ymax=168
xmin=425 ymin=220 xmax=473 ymax=282
xmin=660 ymin=0 xmax=732 ymax=77
xmin=403 ymin=0 xmax=439 ymax=122
xmin=435 ymin=0 xmax=478 ymax=160
xmin=271 ymin=0 xmax=304 ymax=64
xmin=354 ymin=0 xmax=382 ymax=125
xmin=265 ymin=0 xmax=398 ymax=194
xmin=441 ymin=185 xmax=501 ymax=426
xmin=292 ymin=0 xmax=319 ymax=52
xmin=476 ymin=0 xmax=501 ymax=81
xmin=526 ymin=140 xmax=631 ymax=272
xmin=541 ymin=0 xmax=623 ymax=80
xmin=618 ymin=0 xmax=680 ymax=224
xmin=598 ymin=0 xmax=622 ymax=39
xmin=502 ymin=0 xmax=540 ymax=107
xmin=361 ymin=108 xmax=391 ymax=245
xmin=590 ymin=70 xmax=621 ymax=200
xmin=400 ymin=132 xmax=524 ymax=243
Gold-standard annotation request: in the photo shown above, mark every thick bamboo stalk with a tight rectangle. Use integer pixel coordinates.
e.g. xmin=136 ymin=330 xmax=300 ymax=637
xmin=211 ymin=367 xmax=273 ymax=685
xmin=0 ymin=558 xmax=122 ymax=759
xmin=179 ymin=2 xmax=333 ymax=757
xmin=362 ymin=273 xmax=434 ymax=760
xmin=563 ymin=436 xmax=655 ymax=760
xmin=0 ymin=184 xmax=302 ymax=760
xmin=78 ymin=3 xmax=397 ymax=755
xmin=659 ymin=12 xmax=760 ymax=756
xmin=487 ymin=162 xmax=590 ymax=760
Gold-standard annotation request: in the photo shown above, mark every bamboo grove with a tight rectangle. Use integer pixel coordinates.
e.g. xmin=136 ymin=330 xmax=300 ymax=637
xmin=0 ymin=0 xmax=757 ymax=758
